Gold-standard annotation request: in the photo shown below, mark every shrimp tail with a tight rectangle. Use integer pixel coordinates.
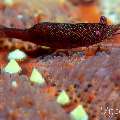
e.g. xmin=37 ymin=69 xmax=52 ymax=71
xmin=0 ymin=25 xmax=29 ymax=40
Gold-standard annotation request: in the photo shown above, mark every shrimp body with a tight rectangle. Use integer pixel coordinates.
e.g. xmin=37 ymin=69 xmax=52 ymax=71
xmin=0 ymin=16 xmax=119 ymax=50
xmin=28 ymin=22 xmax=116 ymax=49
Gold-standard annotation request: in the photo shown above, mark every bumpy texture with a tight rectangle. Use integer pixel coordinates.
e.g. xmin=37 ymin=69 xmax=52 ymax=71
xmin=0 ymin=47 xmax=120 ymax=120
xmin=0 ymin=73 xmax=71 ymax=120
xmin=38 ymin=47 xmax=120 ymax=119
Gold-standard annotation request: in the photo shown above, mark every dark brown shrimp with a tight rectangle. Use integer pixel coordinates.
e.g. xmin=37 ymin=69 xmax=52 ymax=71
xmin=0 ymin=16 xmax=119 ymax=56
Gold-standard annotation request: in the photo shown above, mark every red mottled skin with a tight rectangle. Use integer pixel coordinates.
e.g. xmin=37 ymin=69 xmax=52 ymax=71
xmin=0 ymin=16 xmax=119 ymax=56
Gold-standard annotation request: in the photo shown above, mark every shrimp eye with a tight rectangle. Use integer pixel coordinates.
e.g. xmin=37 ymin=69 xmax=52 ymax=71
xmin=99 ymin=16 xmax=107 ymax=24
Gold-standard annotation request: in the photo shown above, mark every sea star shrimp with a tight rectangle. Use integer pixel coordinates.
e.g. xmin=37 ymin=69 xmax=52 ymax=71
xmin=0 ymin=16 xmax=119 ymax=56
